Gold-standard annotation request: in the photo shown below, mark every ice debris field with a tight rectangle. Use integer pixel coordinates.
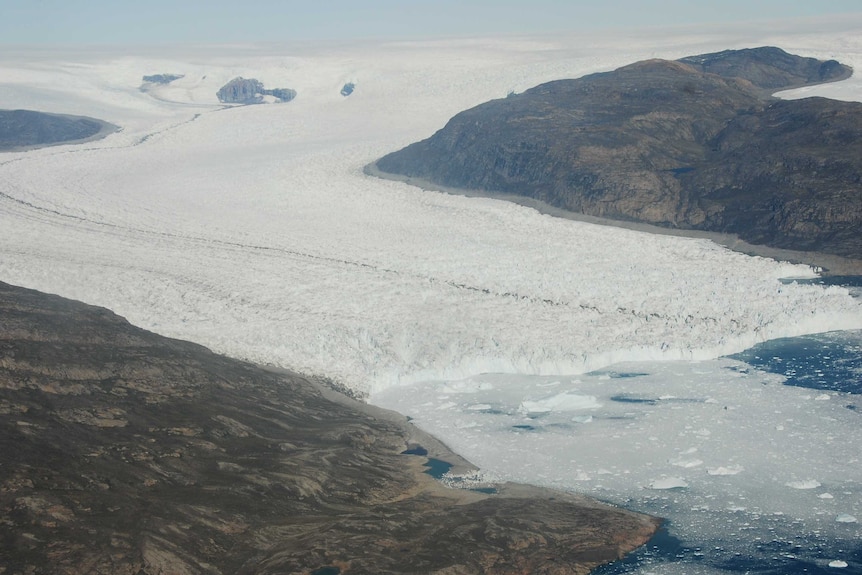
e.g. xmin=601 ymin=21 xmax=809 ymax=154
xmin=2 ymin=16 xmax=862 ymax=574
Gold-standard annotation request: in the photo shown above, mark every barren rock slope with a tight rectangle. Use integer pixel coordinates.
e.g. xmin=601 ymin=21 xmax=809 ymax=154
xmin=375 ymin=47 xmax=861 ymax=260
xmin=0 ymin=281 xmax=658 ymax=575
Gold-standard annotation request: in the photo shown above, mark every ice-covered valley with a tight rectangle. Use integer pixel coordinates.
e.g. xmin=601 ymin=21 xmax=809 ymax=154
xmin=2 ymin=17 xmax=862 ymax=574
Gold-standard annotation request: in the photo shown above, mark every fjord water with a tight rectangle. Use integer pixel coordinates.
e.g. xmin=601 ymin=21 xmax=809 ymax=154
xmin=732 ymin=277 xmax=862 ymax=396
xmin=373 ymin=282 xmax=862 ymax=574
xmin=373 ymin=343 xmax=862 ymax=574
xmin=377 ymin=271 xmax=862 ymax=575
xmin=2 ymin=20 xmax=862 ymax=575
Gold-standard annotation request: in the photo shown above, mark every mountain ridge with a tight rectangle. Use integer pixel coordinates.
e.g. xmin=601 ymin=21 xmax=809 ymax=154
xmin=373 ymin=47 xmax=861 ymax=262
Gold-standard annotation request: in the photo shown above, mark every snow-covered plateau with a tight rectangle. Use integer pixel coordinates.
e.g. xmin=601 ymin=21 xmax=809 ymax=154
xmin=2 ymin=16 xmax=862 ymax=574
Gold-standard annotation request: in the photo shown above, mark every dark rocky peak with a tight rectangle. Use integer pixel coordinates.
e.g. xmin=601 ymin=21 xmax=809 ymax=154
xmin=141 ymin=73 xmax=184 ymax=85
xmin=216 ymin=77 xmax=297 ymax=104
xmin=617 ymin=58 xmax=699 ymax=74
xmin=217 ymin=77 xmax=263 ymax=103
xmin=516 ymin=57 xmax=763 ymax=118
xmin=372 ymin=48 xmax=862 ymax=262
xmin=678 ymin=46 xmax=852 ymax=91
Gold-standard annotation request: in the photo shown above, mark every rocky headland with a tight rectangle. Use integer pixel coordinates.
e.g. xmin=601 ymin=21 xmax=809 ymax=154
xmin=0 ymin=280 xmax=659 ymax=574
xmin=372 ymin=47 xmax=862 ymax=267
xmin=0 ymin=109 xmax=118 ymax=152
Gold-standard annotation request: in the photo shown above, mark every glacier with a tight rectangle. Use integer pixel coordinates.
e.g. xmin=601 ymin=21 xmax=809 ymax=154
xmin=2 ymin=16 xmax=862 ymax=574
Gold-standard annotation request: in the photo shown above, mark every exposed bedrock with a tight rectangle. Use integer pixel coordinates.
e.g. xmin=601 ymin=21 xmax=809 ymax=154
xmin=216 ymin=77 xmax=297 ymax=104
xmin=0 ymin=280 xmax=659 ymax=574
xmin=375 ymin=47 xmax=861 ymax=260
xmin=0 ymin=109 xmax=117 ymax=151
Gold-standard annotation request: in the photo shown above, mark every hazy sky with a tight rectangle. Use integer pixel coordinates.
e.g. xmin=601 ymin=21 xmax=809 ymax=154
xmin=2 ymin=0 xmax=861 ymax=45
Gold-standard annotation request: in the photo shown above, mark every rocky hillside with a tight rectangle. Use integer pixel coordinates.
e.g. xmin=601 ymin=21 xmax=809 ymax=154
xmin=0 ymin=109 xmax=116 ymax=152
xmin=374 ymin=47 xmax=861 ymax=260
xmin=0 ymin=281 xmax=658 ymax=575
xmin=678 ymin=46 xmax=849 ymax=91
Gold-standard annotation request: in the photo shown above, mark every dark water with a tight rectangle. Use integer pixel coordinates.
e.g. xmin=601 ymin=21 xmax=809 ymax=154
xmin=598 ymin=277 xmax=862 ymax=574
xmin=587 ymin=370 xmax=651 ymax=379
xmin=735 ymin=277 xmax=862 ymax=394
xmin=598 ymin=524 xmax=862 ymax=574
xmin=731 ymin=274 xmax=862 ymax=396
xmin=401 ymin=446 xmax=454 ymax=479
xmin=591 ymin=525 xmax=688 ymax=575
xmin=610 ymin=395 xmax=659 ymax=404
xmin=730 ymin=329 xmax=862 ymax=395
xmin=423 ymin=457 xmax=453 ymax=479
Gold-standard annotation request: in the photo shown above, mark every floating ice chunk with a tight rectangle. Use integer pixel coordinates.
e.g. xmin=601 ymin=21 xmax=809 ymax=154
xmin=440 ymin=380 xmax=494 ymax=394
xmin=829 ymin=560 xmax=848 ymax=568
xmin=437 ymin=402 xmax=457 ymax=410
xmin=571 ymin=415 xmax=593 ymax=423
xmin=670 ymin=458 xmax=704 ymax=468
xmin=786 ymin=479 xmax=822 ymax=489
xmin=707 ymin=465 xmax=744 ymax=476
xmin=518 ymin=393 xmax=601 ymax=414
xmin=820 ymin=493 xmax=835 ymax=499
xmin=836 ymin=514 xmax=858 ymax=523
xmin=649 ymin=476 xmax=688 ymax=490
xmin=466 ymin=403 xmax=493 ymax=411
xmin=536 ymin=380 xmax=562 ymax=388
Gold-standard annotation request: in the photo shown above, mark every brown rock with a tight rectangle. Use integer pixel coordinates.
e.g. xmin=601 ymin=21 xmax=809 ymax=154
xmin=374 ymin=47 xmax=862 ymax=261
xmin=0 ymin=281 xmax=659 ymax=574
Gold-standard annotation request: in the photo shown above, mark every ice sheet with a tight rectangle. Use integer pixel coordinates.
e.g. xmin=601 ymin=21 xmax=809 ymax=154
xmin=2 ymin=25 xmax=862 ymax=395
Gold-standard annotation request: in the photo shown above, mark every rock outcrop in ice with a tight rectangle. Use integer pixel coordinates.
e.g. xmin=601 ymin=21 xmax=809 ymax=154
xmin=216 ymin=77 xmax=296 ymax=104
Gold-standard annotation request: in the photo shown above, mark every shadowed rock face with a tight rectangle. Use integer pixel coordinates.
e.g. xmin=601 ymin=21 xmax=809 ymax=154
xmin=678 ymin=46 xmax=850 ymax=92
xmin=0 ymin=110 xmax=116 ymax=152
xmin=0 ymin=281 xmax=659 ymax=575
xmin=374 ymin=47 xmax=862 ymax=260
